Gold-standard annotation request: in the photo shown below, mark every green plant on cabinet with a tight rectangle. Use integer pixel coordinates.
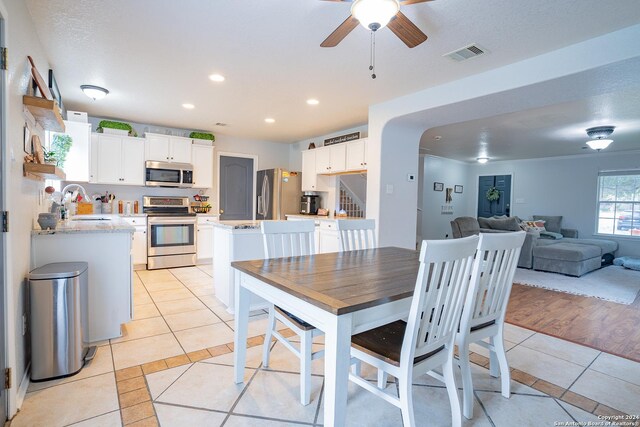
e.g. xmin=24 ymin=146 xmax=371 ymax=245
xmin=189 ymin=131 xmax=215 ymax=141
xmin=97 ymin=120 xmax=137 ymax=137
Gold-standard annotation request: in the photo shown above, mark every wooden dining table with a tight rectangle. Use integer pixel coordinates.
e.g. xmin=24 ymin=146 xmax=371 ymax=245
xmin=231 ymin=247 xmax=420 ymax=427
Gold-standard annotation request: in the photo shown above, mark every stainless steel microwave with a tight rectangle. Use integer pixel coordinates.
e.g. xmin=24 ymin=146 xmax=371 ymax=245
xmin=145 ymin=161 xmax=194 ymax=188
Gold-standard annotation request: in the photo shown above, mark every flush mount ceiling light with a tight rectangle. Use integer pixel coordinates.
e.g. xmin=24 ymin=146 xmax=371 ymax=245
xmin=182 ymin=103 xmax=195 ymax=109
xmin=80 ymin=85 xmax=109 ymax=100
xmin=477 ymin=157 xmax=489 ymax=164
xmin=265 ymin=118 xmax=275 ymax=124
xmin=351 ymin=0 xmax=400 ymax=31
xmin=585 ymin=126 xmax=615 ymax=151
xmin=306 ymin=99 xmax=319 ymax=106
xmin=209 ymin=74 xmax=225 ymax=82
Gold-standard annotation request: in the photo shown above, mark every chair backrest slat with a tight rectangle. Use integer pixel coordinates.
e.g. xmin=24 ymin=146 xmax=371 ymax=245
xmin=261 ymin=220 xmax=316 ymax=259
xmin=336 ymin=219 xmax=376 ymax=251
xmin=401 ymin=236 xmax=479 ymax=365
xmin=462 ymin=232 xmax=526 ymax=331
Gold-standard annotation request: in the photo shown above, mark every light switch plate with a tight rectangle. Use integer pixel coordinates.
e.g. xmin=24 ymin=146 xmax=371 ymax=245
xmin=386 ymin=184 xmax=394 ymax=194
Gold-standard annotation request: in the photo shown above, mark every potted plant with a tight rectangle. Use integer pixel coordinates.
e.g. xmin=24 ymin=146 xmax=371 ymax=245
xmin=50 ymin=133 xmax=72 ymax=168
xmin=97 ymin=120 xmax=137 ymax=137
xmin=189 ymin=131 xmax=215 ymax=143
xmin=43 ymin=150 xmax=57 ymax=165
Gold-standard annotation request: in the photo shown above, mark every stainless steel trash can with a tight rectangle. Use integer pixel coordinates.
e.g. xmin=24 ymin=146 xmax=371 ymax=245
xmin=29 ymin=262 xmax=89 ymax=381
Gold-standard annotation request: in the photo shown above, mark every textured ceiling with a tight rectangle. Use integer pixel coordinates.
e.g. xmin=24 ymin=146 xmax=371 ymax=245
xmin=25 ymin=0 xmax=640 ymax=143
xmin=420 ymin=89 xmax=640 ymax=162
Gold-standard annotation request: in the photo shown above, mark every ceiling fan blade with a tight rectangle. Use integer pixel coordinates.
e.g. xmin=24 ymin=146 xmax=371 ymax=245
xmin=400 ymin=0 xmax=434 ymax=5
xmin=321 ymin=15 xmax=359 ymax=47
xmin=387 ymin=11 xmax=428 ymax=48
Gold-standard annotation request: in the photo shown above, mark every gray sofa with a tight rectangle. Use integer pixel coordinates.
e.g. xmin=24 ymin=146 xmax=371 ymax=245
xmin=450 ymin=215 xmax=618 ymax=276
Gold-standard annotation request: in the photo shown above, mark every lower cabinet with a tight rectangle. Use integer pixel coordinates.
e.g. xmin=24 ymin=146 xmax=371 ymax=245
xmin=122 ymin=217 xmax=147 ymax=268
xmin=318 ymin=221 xmax=341 ymax=253
xmin=197 ymin=215 xmax=217 ymax=263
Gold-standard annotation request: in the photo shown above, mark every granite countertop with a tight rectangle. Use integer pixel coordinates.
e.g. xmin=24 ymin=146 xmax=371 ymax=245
xmin=285 ymin=214 xmax=362 ymax=221
xmin=211 ymin=220 xmax=262 ymax=230
xmin=32 ymin=214 xmax=135 ymax=235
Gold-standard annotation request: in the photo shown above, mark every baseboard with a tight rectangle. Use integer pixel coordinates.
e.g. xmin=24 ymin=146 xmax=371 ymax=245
xmin=16 ymin=364 xmax=30 ymax=409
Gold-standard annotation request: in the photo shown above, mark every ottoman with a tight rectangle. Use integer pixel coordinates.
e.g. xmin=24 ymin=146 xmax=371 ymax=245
xmin=533 ymin=243 xmax=601 ymax=277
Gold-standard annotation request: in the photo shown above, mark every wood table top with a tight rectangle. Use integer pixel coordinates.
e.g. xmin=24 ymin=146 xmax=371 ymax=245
xmin=232 ymin=247 xmax=419 ymax=315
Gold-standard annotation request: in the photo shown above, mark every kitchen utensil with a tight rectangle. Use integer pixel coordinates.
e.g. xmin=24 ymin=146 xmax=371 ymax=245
xmin=27 ymin=56 xmax=53 ymax=100
xmin=32 ymin=135 xmax=44 ymax=164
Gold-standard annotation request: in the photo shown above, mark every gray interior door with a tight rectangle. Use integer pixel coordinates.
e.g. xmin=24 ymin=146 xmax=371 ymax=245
xmin=219 ymin=156 xmax=254 ymax=220
xmin=0 ymin=13 xmax=7 ymax=424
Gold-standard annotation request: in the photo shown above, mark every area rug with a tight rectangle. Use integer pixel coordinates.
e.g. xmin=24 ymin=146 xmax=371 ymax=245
xmin=513 ymin=265 xmax=640 ymax=304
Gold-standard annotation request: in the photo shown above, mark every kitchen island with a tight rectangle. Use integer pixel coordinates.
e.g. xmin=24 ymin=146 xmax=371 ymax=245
xmin=31 ymin=215 xmax=135 ymax=342
xmin=212 ymin=221 xmax=267 ymax=313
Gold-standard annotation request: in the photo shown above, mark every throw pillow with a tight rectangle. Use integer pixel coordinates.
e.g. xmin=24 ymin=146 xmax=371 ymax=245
xmin=539 ymin=231 xmax=563 ymax=239
xmin=478 ymin=217 xmax=491 ymax=229
xmin=533 ymin=215 xmax=562 ymax=233
xmin=523 ymin=220 xmax=546 ymax=232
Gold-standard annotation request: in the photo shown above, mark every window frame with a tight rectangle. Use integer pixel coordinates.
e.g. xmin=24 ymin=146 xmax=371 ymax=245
xmin=595 ymin=170 xmax=640 ymax=238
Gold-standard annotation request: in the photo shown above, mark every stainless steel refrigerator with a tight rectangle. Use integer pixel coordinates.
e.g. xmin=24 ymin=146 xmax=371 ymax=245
xmin=256 ymin=169 xmax=302 ymax=220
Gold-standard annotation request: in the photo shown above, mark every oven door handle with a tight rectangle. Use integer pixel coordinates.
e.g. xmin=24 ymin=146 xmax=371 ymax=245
xmin=148 ymin=217 xmax=197 ymax=225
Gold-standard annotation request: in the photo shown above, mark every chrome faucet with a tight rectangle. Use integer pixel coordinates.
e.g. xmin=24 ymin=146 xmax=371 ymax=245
xmin=60 ymin=183 xmax=91 ymax=203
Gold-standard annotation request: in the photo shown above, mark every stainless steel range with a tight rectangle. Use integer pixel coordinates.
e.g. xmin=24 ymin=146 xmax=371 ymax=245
xmin=143 ymin=196 xmax=197 ymax=270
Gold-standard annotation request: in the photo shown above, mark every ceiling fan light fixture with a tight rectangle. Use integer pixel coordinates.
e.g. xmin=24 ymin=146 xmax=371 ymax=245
xmin=586 ymin=139 xmax=613 ymax=151
xmin=351 ymin=0 xmax=400 ymax=31
xmin=80 ymin=85 xmax=109 ymax=100
xmin=477 ymin=157 xmax=489 ymax=164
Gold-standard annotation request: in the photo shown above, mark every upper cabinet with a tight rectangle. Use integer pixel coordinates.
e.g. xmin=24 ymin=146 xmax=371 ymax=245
xmin=345 ymin=138 xmax=367 ymax=171
xmin=95 ymin=134 xmax=145 ymax=185
xmin=315 ymin=144 xmax=347 ymax=174
xmin=49 ymin=121 xmax=91 ymax=182
xmin=145 ymin=133 xmax=192 ymax=163
xmin=192 ymin=142 xmax=214 ymax=188
xmin=301 ymin=150 xmax=317 ymax=191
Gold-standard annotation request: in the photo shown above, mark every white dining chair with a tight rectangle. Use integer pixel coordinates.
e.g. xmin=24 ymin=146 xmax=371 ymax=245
xmin=260 ymin=220 xmax=324 ymax=405
xmin=348 ymin=235 xmax=480 ymax=427
xmin=456 ymin=231 xmax=526 ymax=419
xmin=335 ymin=219 xmax=376 ymax=251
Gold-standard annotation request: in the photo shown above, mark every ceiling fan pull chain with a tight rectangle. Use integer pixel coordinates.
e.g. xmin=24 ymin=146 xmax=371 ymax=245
xmin=369 ymin=31 xmax=377 ymax=79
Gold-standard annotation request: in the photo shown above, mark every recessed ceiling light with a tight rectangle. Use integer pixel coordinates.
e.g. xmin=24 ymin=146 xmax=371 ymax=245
xmin=209 ymin=74 xmax=225 ymax=82
xmin=182 ymin=103 xmax=195 ymax=109
xmin=80 ymin=85 xmax=109 ymax=100
xmin=306 ymin=99 xmax=319 ymax=106
xmin=477 ymin=157 xmax=489 ymax=164
xmin=265 ymin=118 xmax=275 ymax=124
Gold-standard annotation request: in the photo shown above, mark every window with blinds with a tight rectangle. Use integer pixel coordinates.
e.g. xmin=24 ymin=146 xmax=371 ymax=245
xmin=596 ymin=170 xmax=640 ymax=236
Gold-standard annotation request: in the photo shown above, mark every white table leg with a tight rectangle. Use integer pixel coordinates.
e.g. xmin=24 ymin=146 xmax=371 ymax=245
xmin=234 ymin=271 xmax=250 ymax=384
xmin=324 ymin=313 xmax=352 ymax=427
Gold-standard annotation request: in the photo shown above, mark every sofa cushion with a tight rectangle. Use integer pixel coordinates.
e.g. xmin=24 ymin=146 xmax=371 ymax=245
xmin=533 ymin=215 xmax=562 ymax=233
xmin=479 ymin=217 xmax=521 ymax=231
xmin=454 ymin=217 xmax=480 ymax=237
xmin=533 ymin=243 xmax=600 ymax=262
xmin=561 ymin=238 xmax=618 ymax=255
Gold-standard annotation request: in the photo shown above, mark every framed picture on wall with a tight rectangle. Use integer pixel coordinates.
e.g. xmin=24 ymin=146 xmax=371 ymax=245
xmin=23 ymin=123 xmax=31 ymax=154
xmin=455 ymin=185 xmax=463 ymax=193
xmin=433 ymin=182 xmax=444 ymax=191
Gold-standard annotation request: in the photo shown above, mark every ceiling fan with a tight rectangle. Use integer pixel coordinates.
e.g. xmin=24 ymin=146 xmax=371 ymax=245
xmin=320 ymin=0 xmax=432 ymax=48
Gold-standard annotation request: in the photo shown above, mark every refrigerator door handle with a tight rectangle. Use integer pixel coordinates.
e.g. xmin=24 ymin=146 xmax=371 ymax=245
xmin=264 ymin=175 xmax=270 ymax=218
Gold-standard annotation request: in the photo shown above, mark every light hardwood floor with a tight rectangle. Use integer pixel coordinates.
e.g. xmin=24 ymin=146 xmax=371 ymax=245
xmin=506 ymin=283 xmax=640 ymax=363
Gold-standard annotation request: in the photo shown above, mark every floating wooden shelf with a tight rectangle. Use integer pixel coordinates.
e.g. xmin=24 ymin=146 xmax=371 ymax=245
xmin=23 ymin=163 xmax=66 ymax=181
xmin=23 ymin=95 xmax=65 ymax=132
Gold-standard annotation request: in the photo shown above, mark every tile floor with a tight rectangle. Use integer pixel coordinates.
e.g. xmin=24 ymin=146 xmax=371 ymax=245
xmin=9 ymin=266 xmax=640 ymax=426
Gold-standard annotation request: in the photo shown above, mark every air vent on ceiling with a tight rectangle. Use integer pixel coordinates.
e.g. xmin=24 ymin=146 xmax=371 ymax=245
xmin=215 ymin=123 xmax=228 ymax=127
xmin=443 ymin=44 xmax=486 ymax=62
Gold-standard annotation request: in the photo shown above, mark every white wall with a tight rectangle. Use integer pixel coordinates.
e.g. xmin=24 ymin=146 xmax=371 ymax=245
xmin=422 ymin=156 xmax=473 ymax=240
xmin=1 ymin=0 xmax=50 ymax=415
xmin=468 ymin=151 xmax=640 ymax=257
xmin=366 ymin=24 xmax=640 ymax=249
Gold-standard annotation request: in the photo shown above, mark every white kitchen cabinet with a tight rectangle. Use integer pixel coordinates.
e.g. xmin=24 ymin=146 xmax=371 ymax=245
xmin=89 ymin=133 xmax=98 ymax=183
xmin=192 ymin=143 xmax=214 ymax=188
xmin=318 ymin=221 xmax=341 ymax=253
xmin=315 ymin=144 xmax=346 ymax=174
xmin=48 ymin=121 xmax=91 ymax=182
xmin=95 ymin=134 xmax=145 ymax=185
xmin=145 ymin=133 xmax=192 ymax=163
xmin=122 ymin=216 xmax=147 ymax=268
xmin=345 ymin=138 xmax=368 ymax=171
xmin=197 ymin=215 xmax=217 ymax=263
xmin=301 ymin=150 xmax=318 ymax=191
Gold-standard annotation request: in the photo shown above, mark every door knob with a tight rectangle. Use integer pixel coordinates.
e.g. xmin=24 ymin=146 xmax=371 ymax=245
xmin=219 ymin=209 xmax=224 ymax=214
